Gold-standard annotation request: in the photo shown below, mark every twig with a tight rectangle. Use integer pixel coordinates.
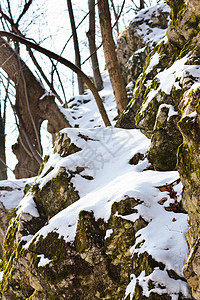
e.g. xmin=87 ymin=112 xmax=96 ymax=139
xmin=16 ymin=0 xmax=33 ymax=25
xmin=0 ymin=157 xmax=14 ymax=174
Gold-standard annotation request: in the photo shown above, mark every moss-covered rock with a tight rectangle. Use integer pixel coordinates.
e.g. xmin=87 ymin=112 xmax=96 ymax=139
xmin=177 ymin=85 xmax=200 ymax=299
xmin=1 ymin=194 xmax=188 ymax=299
xmin=33 ymin=166 xmax=79 ymax=220
xmin=53 ymin=131 xmax=81 ymax=157
xmin=118 ymin=3 xmax=200 ymax=171
xmin=116 ymin=2 xmax=170 ymax=85
xmin=148 ymin=104 xmax=182 ymax=170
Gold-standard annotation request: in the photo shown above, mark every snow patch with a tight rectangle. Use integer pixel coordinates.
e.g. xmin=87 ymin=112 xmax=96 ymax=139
xmin=104 ymin=229 xmax=113 ymax=240
xmin=157 ymin=104 xmax=179 ymax=121
xmin=37 ymin=254 xmax=52 ymax=267
xmin=145 ymin=52 xmax=160 ymax=74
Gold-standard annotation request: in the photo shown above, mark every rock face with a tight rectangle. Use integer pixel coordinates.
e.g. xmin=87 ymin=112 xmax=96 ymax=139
xmin=117 ymin=1 xmax=200 ymax=173
xmin=116 ymin=2 xmax=170 ymax=86
xmin=118 ymin=0 xmax=200 ymax=299
xmin=177 ymin=82 xmax=200 ymax=299
xmin=1 ymin=1 xmax=200 ymax=299
xmin=0 ymin=127 xmax=192 ymax=299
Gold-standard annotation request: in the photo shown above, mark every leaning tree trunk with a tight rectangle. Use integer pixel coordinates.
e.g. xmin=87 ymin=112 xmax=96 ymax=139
xmin=67 ymin=0 xmax=84 ymax=95
xmin=0 ymin=37 xmax=70 ymax=178
xmin=87 ymin=0 xmax=103 ymax=91
xmin=97 ymin=0 xmax=128 ymax=115
xmin=0 ymin=116 xmax=7 ymax=180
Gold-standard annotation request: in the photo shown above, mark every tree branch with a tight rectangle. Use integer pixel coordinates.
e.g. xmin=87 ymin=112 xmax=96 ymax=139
xmin=16 ymin=0 xmax=33 ymax=25
xmin=0 ymin=31 xmax=111 ymax=127
xmin=0 ymin=8 xmax=64 ymax=104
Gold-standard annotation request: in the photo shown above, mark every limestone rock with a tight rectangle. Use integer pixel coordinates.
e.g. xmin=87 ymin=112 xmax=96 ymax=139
xmin=148 ymin=104 xmax=182 ymax=170
xmin=0 ymin=195 xmax=191 ymax=299
xmin=177 ymin=85 xmax=200 ymax=299
xmin=116 ymin=2 xmax=170 ymax=85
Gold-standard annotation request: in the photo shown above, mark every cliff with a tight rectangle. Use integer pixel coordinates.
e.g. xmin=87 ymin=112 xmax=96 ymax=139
xmin=0 ymin=1 xmax=200 ymax=299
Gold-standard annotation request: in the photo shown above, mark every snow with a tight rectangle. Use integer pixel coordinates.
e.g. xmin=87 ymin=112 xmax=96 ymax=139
xmin=124 ymin=274 xmax=136 ymax=300
xmin=133 ymin=2 xmax=170 ymax=46
xmin=0 ymin=271 xmax=3 ymax=282
xmin=37 ymin=254 xmax=52 ymax=267
xmin=62 ymin=71 xmax=117 ymax=128
xmin=19 ymin=124 xmax=191 ymax=298
xmin=141 ymin=52 xmax=200 ymax=113
xmin=156 ymin=56 xmax=189 ymax=95
xmin=183 ymin=81 xmax=200 ymax=117
xmin=145 ymin=52 xmax=160 ymax=74
xmin=0 ymin=2 xmax=193 ymax=299
xmin=125 ymin=267 xmax=190 ymax=300
xmin=0 ymin=178 xmax=33 ymax=210
xmin=157 ymin=104 xmax=179 ymax=121
xmin=17 ymin=193 xmax=39 ymax=218
xmin=104 ymin=229 xmax=113 ymax=240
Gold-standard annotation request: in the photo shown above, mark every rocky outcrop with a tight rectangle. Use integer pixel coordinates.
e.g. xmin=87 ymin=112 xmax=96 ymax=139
xmin=118 ymin=0 xmax=200 ymax=298
xmin=0 ymin=127 xmax=192 ymax=299
xmin=116 ymin=2 xmax=170 ymax=86
xmin=177 ymin=83 xmax=200 ymax=299
xmin=117 ymin=1 xmax=200 ymax=173
xmin=0 ymin=180 xmax=29 ymax=258
xmin=1 ymin=1 xmax=200 ymax=299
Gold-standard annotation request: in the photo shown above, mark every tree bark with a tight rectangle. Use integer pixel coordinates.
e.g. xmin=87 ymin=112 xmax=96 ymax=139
xmin=0 ymin=117 xmax=7 ymax=180
xmin=97 ymin=0 xmax=128 ymax=115
xmin=86 ymin=0 xmax=103 ymax=91
xmin=67 ymin=0 xmax=84 ymax=95
xmin=0 ymin=37 xmax=70 ymax=178
xmin=140 ymin=0 xmax=145 ymax=10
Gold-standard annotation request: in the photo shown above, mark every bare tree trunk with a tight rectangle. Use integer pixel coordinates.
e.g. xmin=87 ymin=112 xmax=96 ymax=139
xmin=97 ymin=0 xmax=128 ymax=115
xmin=140 ymin=0 xmax=145 ymax=9
xmin=0 ymin=79 xmax=8 ymax=180
xmin=86 ymin=0 xmax=103 ymax=91
xmin=0 ymin=118 xmax=6 ymax=180
xmin=67 ymin=0 xmax=84 ymax=95
xmin=0 ymin=37 xmax=70 ymax=178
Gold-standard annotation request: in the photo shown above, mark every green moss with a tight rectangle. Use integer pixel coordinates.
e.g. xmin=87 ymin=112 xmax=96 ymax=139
xmin=166 ymin=0 xmax=186 ymax=26
xmin=54 ymin=133 xmax=81 ymax=157
xmin=75 ymin=210 xmax=105 ymax=254
xmin=121 ymin=27 xmax=129 ymax=42
xmin=38 ymin=155 xmax=50 ymax=176
xmin=177 ymin=143 xmax=195 ymax=184
xmin=6 ymin=207 xmax=17 ymax=220
xmin=0 ymin=217 xmax=20 ymax=293
xmin=111 ymin=198 xmax=138 ymax=216
xmin=132 ymin=252 xmax=165 ymax=277
xmin=33 ymin=168 xmax=79 ymax=219
xmin=42 ymin=166 xmax=54 ymax=178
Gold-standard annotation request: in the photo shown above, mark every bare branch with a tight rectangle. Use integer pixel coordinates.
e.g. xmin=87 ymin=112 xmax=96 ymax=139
xmin=54 ymin=0 xmax=98 ymax=68
xmin=0 ymin=157 xmax=14 ymax=174
xmin=0 ymin=8 xmax=64 ymax=104
xmin=0 ymin=31 xmax=111 ymax=127
xmin=28 ymin=49 xmax=64 ymax=104
xmin=16 ymin=0 xmax=33 ymax=25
